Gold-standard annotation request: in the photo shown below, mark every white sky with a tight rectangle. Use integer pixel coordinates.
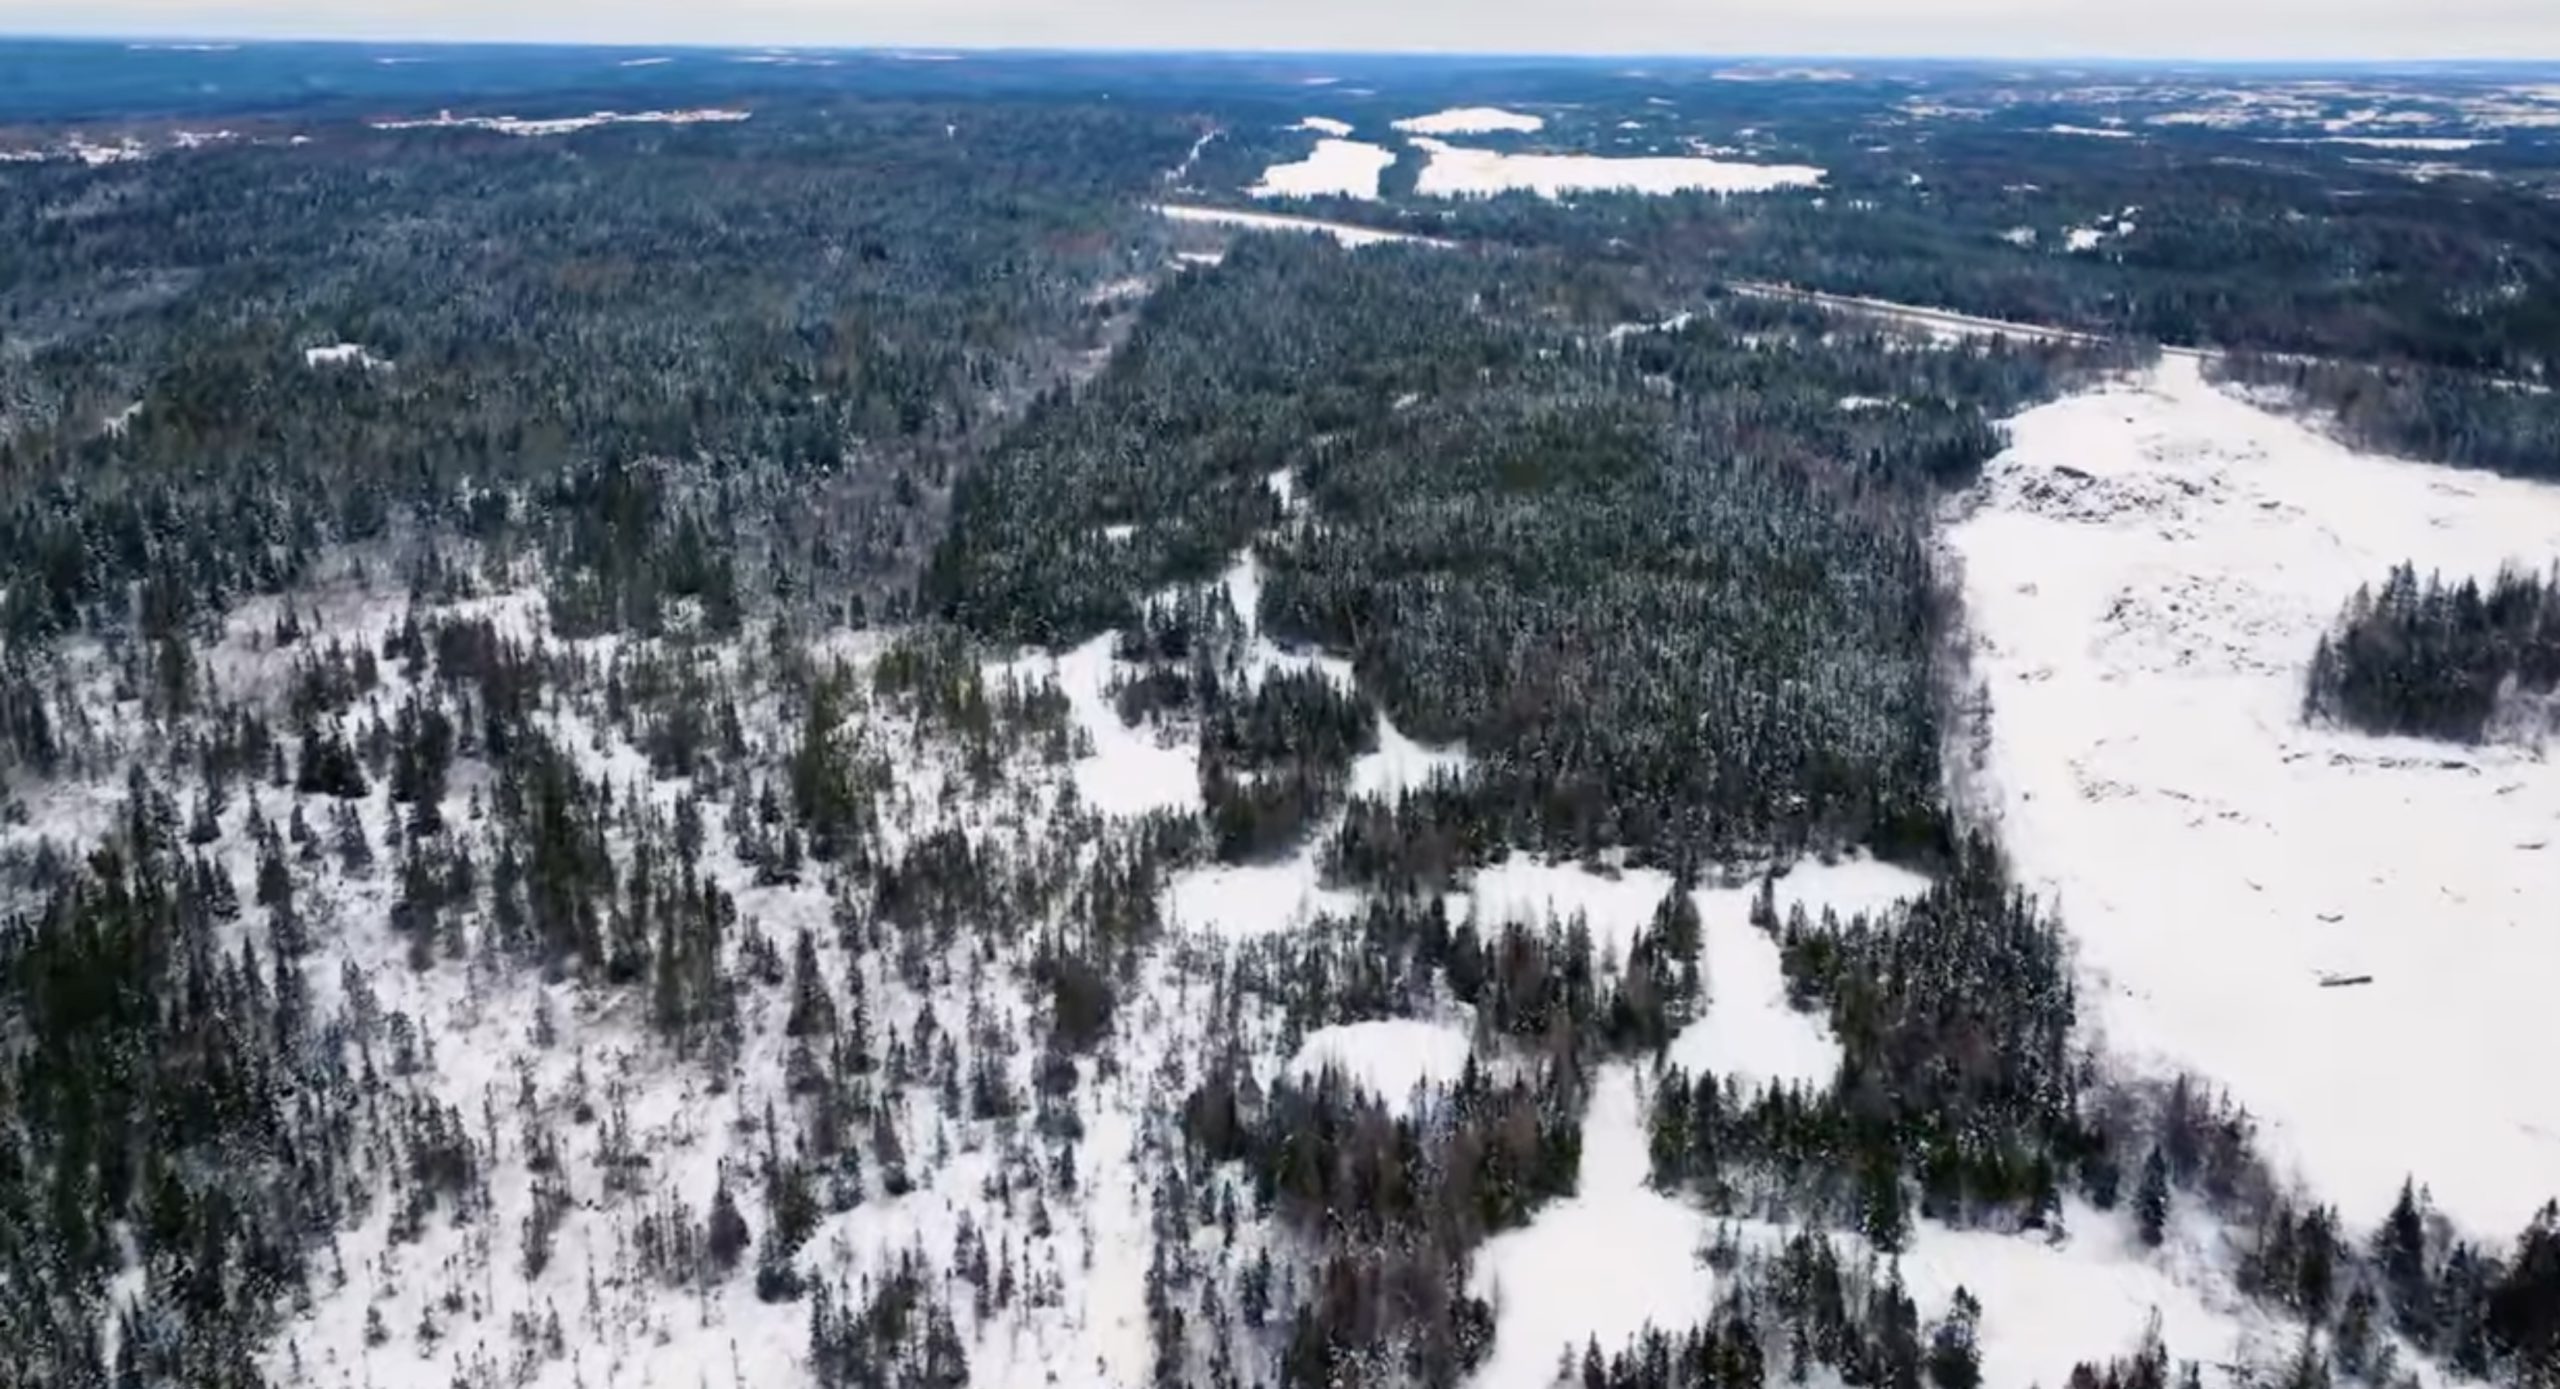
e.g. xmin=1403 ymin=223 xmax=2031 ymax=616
xmin=4 ymin=0 xmax=2557 ymax=61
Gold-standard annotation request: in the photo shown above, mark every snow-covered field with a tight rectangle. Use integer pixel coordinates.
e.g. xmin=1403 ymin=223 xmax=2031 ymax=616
xmin=304 ymin=342 xmax=393 ymax=370
xmin=1153 ymin=203 xmax=1448 ymax=249
xmin=1250 ymin=137 xmax=1397 ymax=200
xmin=1951 ymin=354 xmax=2560 ymax=1235
xmin=1408 ymin=137 xmax=1823 ymax=200
xmin=1392 ymin=107 xmax=1546 ymax=136
xmin=370 ymin=108 xmax=751 ymax=137
xmin=1291 ymin=1020 xmax=1474 ymax=1114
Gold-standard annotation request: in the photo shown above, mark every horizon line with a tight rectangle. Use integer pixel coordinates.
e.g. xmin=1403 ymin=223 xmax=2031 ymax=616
xmin=9 ymin=32 xmax=2560 ymax=68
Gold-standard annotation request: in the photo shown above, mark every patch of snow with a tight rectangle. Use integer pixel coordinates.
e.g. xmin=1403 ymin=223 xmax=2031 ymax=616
xmin=1836 ymin=394 xmax=1892 ymax=412
xmin=1392 ymin=106 xmax=1546 ymax=136
xmin=1666 ymin=857 xmax=1933 ymax=1091
xmin=1408 ymin=137 xmax=1823 ymax=200
xmin=617 ymin=56 xmax=672 ymax=67
xmin=1153 ymin=203 xmax=1447 ymax=250
xmin=1469 ymin=1066 xmax=1720 ymax=1389
xmin=2000 ymin=226 xmax=2040 ymax=247
xmin=2046 ymin=124 xmax=2136 ymax=139
xmin=370 ymin=108 xmax=751 ymax=137
xmin=1249 ymin=138 xmax=1397 ymax=200
xmin=1452 ymin=855 xmax=1672 ymax=961
xmin=2265 ymin=136 xmax=2491 ymax=151
xmin=1292 ymin=116 xmax=1354 ymax=137
xmin=1476 ymin=1063 xmax=2282 ymax=1389
xmin=1291 ymin=1020 xmax=1474 ymax=1114
xmin=1161 ymin=851 xmax=1363 ymax=940
xmin=303 ymin=342 xmax=392 ymax=371
xmin=1951 ymin=354 xmax=2560 ymax=1234
xmin=1350 ymin=715 xmax=1470 ymax=801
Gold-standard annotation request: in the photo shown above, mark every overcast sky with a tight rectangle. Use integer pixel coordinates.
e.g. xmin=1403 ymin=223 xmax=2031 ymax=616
xmin=5 ymin=0 xmax=2556 ymax=61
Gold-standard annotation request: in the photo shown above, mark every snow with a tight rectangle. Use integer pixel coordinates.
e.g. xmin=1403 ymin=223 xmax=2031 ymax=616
xmin=1153 ymin=203 xmax=1448 ymax=249
xmin=1291 ymin=1020 xmax=1475 ymax=1114
xmin=304 ymin=342 xmax=392 ymax=371
xmin=1453 ymin=855 xmax=1674 ymax=960
xmin=2266 ymin=136 xmax=2491 ymax=151
xmin=1469 ymin=1066 xmax=1720 ymax=1389
xmin=1665 ymin=858 xmax=1932 ymax=1091
xmin=370 ymin=108 xmax=750 ymax=137
xmin=1474 ymin=1066 xmax=2282 ymax=1389
xmin=1293 ymin=116 xmax=1355 ymax=137
xmin=1392 ymin=106 xmax=1545 ymax=136
xmin=1951 ymin=353 xmax=2560 ymax=1235
xmin=1001 ymin=633 xmax=1203 ymax=819
xmin=1161 ymin=851 xmax=1363 ymax=940
xmin=1407 ymin=137 xmax=1823 ymax=200
xmin=1351 ymin=715 xmax=1471 ymax=799
xmin=1249 ymin=138 xmax=1397 ymax=200
xmin=2046 ymin=124 xmax=2137 ymax=139
xmin=617 ymin=56 xmax=673 ymax=67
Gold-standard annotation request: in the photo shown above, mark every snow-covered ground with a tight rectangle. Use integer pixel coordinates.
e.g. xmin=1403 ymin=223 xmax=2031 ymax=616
xmin=1250 ymin=137 xmax=1398 ymax=200
xmin=1408 ymin=137 xmax=1823 ymax=199
xmin=1952 ymin=354 xmax=2560 ymax=1235
xmin=1293 ymin=116 xmax=1355 ymax=138
xmin=1665 ymin=859 xmax=1931 ymax=1090
xmin=1392 ymin=107 xmax=1545 ymax=136
xmin=1468 ymin=848 xmax=2293 ymax=1389
xmin=370 ymin=108 xmax=751 ymax=137
xmin=304 ymin=342 xmax=393 ymax=371
xmin=1153 ymin=203 xmax=1448 ymax=249
xmin=1291 ymin=1020 xmax=1475 ymax=1114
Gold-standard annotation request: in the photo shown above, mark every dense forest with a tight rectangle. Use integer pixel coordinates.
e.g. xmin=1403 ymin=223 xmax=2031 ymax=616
xmin=932 ymin=237 xmax=2135 ymax=867
xmin=2304 ymin=563 xmax=2560 ymax=743
xmin=0 ymin=96 xmax=1192 ymax=653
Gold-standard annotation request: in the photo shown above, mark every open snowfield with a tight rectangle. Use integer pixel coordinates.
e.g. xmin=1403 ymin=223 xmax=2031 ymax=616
xmin=1392 ymin=107 xmax=1545 ymax=136
xmin=304 ymin=342 xmax=393 ymax=370
xmin=1951 ymin=354 xmax=2560 ymax=1235
xmin=1408 ymin=137 xmax=1824 ymax=199
xmin=370 ymin=108 xmax=751 ymax=136
xmin=1250 ymin=137 xmax=1398 ymax=199
xmin=1291 ymin=1019 xmax=1475 ymax=1114
xmin=1153 ymin=203 xmax=1448 ymax=249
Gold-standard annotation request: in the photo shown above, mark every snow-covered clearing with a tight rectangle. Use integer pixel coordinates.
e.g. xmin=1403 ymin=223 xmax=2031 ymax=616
xmin=1291 ymin=1020 xmax=1475 ymax=1115
xmin=1250 ymin=137 xmax=1397 ymax=200
xmin=2066 ymin=205 xmax=2140 ymax=253
xmin=369 ymin=108 xmax=750 ymax=137
xmin=304 ymin=342 xmax=393 ymax=371
xmin=1665 ymin=859 xmax=1931 ymax=1091
xmin=2046 ymin=124 xmax=2136 ymax=139
xmin=1469 ymin=1066 xmax=1721 ymax=1389
xmin=1408 ymin=137 xmax=1823 ymax=199
xmin=2264 ymin=136 xmax=2492 ymax=151
xmin=1475 ymin=1035 xmax=2276 ymax=1388
xmin=1952 ymin=353 xmax=2560 ymax=1235
xmin=1392 ymin=107 xmax=1545 ymax=136
xmin=1293 ymin=116 xmax=1355 ymax=137
xmin=1153 ymin=203 xmax=1449 ymax=249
